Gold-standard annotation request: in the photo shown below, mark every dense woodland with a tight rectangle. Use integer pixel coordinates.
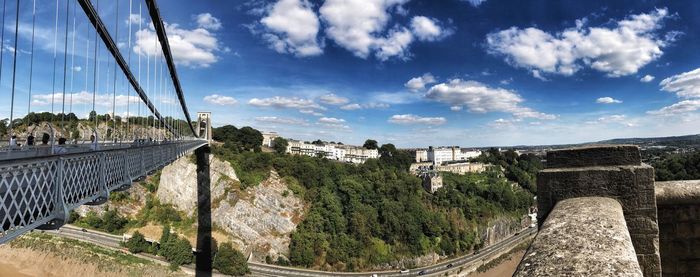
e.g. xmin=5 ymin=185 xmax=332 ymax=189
xmin=652 ymin=150 xmax=700 ymax=181
xmin=211 ymin=125 xmax=534 ymax=271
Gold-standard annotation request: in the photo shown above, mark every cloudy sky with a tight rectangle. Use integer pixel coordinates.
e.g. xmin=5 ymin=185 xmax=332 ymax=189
xmin=1 ymin=0 xmax=700 ymax=147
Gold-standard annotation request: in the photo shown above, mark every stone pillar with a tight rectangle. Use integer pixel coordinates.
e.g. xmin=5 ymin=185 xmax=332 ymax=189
xmin=537 ymin=145 xmax=660 ymax=277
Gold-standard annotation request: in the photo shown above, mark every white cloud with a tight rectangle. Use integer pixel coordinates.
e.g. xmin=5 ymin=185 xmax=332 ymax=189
xmin=464 ymin=0 xmax=487 ymax=7
xmin=260 ymin=0 xmax=323 ymax=57
xmin=410 ymin=16 xmax=452 ymax=42
xmin=340 ymin=102 xmax=389 ymax=110
xmin=486 ymin=8 xmax=673 ymax=77
xmin=426 ymin=79 xmax=555 ymax=120
xmin=640 ymin=74 xmax=655 ymax=82
xmin=31 ymin=91 xmax=140 ymax=107
xmin=648 ymin=100 xmax=700 ymax=116
xmin=134 ymin=16 xmax=224 ymax=68
xmin=596 ymin=97 xmax=623 ymax=104
xmin=248 ymin=96 xmax=325 ymax=110
xmin=318 ymin=93 xmax=349 ymax=105
xmin=73 ymin=66 xmax=82 ymax=72
xmin=299 ymin=109 xmax=324 ymax=116
xmin=660 ymin=68 xmax=700 ymax=99
xmin=255 ymin=116 xmax=309 ymax=125
xmin=318 ymin=117 xmax=346 ymax=124
xmin=320 ymin=0 xmax=415 ymax=60
xmin=196 ymin=13 xmax=223 ymax=30
xmin=127 ymin=14 xmax=144 ymax=25
xmin=203 ymin=94 xmax=238 ymax=105
xmin=405 ymin=73 xmax=436 ymax=91
xmin=388 ymin=114 xmax=447 ymax=125
xmin=340 ymin=103 xmax=362 ymax=110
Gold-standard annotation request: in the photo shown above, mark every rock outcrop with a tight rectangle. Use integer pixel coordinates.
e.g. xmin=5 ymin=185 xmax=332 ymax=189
xmin=157 ymin=156 xmax=236 ymax=216
xmin=156 ymin=155 xmax=305 ymax=261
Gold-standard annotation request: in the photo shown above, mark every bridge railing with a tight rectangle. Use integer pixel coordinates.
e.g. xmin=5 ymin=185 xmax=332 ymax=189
xmin=0 ymin=140 xmax=206 ymax=244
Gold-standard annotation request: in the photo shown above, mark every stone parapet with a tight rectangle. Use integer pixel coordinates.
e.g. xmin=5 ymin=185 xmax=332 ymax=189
xmin=514 ymin=197 xmax=642 ymax=277
xmin=656 ymin=180 xmax=700 ymax=276
xmin=546 ymin=144 xmax=641 ymax=168
xmin=536 ymin=145 xmax=660 ymax=276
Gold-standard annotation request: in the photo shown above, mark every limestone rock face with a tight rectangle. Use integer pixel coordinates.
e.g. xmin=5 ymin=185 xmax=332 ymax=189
xmin=157 ymin=156 xmax=304 ymax=261
xmin=157 ymin=156 xmax=236 ymax=216
xmin=213 ymin=170 xmax=305 ymax=261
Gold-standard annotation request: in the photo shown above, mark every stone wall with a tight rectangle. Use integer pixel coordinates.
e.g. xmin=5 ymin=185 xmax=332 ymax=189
xmin=535 ymin=145 xmax=660 ymax=276
xmin=514 ymin=197 xmax=642 ymax=276
xmin=656 ymin=180 xmax=700 ymax=276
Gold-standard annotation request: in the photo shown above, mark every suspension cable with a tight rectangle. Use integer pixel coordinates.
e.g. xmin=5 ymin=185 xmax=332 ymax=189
xmin=127 ymin=0 xmax=132 ymax=141
xmin=27 ymin=0 xmax=36 ymax=118
xmin=51 ymin=0 xmax=58 ymax=118
xmin=111 ymin=0 xmax=119 ymax=143
xmin=92 ymin=0 xmax=99 ymax=130
xmin=0 ymin=0 xmax=7 ymax=88
xmin=61 ymin=0 xmax=70 ymax=132
xmin=7 ymin=0 xmax=19 ymax=138
xmin=69 ymin=0 xmax=76 ymax=116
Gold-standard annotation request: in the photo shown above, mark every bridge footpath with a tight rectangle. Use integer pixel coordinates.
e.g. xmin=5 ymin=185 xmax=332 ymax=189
xmin=0 ymin=140 xmax=207 ymax=244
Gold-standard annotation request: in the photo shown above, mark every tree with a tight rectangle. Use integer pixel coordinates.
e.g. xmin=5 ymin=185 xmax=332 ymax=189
xmin=212 ymin=125 xmax=238 ymax=142
xmin=0 ymin=119 xmax=7 ymax=137
xmin=272 ymin=137 xmax=288 ymax=154
xmin=363 ymin=139 xmax=378 ymax=150
xmin=160 ymin=233 xmax=193 ymax=267
xmin=126 ymin=231 xmax=150 ymax=254
xmin=213 ymin=242 xmax=249 ymax=276
xmin=312 ymin=139 xmax=324 ymax=146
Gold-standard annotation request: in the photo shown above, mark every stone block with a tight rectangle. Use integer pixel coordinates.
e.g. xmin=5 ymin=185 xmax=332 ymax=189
xmin=631 ymin=234 xmax=659 ymax=254
xmin=636 ymin=254 xmax=661 ymax=277
xmin=546 ymin=144 xmax=641 ymax=168
xmin=627 ymin=216 xmax=660 ymax=235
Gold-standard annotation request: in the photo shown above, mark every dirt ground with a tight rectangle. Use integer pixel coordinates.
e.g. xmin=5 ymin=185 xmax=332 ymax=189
xmin=469 ymin=250 xmax=525 ymax=277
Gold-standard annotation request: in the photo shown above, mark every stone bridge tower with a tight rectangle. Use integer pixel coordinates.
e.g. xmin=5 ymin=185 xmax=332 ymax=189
xmin=197 ymin=112 xmax=212 ymax=142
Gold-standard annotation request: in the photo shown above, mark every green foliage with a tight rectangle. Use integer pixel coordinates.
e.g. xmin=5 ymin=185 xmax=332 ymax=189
xmin=272 ymin=137 xmax=289 ymax=154
xmin=160 ymin=233 xmax=193 ymax=267
xmin=125 ymin=231 xmax=150 ymax=254
xmin=474 ymin=148 xmax=543 ymax=193
xmin=0 ymin=119 xmax=7 ymax=137
xmin=212 ymin=144 xmax=534 ymax=271
xmin=213 ymin=242 xmax=249 ymax=276
xmin=133 ymin=196 xmax=185 ymax=228
xmin=652 ymin=150 xmax=700 ymax=181
xmin=67 ymin=210 xmax=81 ymax=224
xmin=75 ymin=209 xmax=130 ymax=234
xmin=109 ymin=191 xmax=130 ymax=202
xmin=212 ymin=125 xmax=263 ymax=152
xmin=363 ymin=139 xmax=378 ymax=150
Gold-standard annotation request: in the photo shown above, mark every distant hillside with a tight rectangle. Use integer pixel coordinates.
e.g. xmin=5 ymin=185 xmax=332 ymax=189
xmin=594 ymin=134 xmax=700 ymax=147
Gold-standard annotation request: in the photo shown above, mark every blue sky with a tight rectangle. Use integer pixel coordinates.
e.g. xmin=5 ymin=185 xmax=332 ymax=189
xmin=2 ymin=0 xmax=700 ymax=147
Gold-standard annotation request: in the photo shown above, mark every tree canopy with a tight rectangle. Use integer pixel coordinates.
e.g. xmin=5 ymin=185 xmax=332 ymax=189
xmin=363 ymin=139 xmax=378 ymax=150
xmin=273 ymin=137 xmax=289 ymax=154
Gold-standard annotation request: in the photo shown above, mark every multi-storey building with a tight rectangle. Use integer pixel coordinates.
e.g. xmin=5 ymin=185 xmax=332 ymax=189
xmin=286 ymin=140 xmax=378 ymax=164
xmin=427 ymin=146 xmax=482 ymax=165
xmin=261 ymin=131 xmax=280 ymax=147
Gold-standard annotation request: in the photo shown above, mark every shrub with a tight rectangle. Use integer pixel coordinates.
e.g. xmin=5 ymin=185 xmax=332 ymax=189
xmin=126 ymin=231 xmax=149 ymax=253
xmin=213 ymin=242 xmax=249 ymax=276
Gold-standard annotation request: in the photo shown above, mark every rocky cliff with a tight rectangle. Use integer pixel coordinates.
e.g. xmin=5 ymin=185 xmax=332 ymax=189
xmin=157 ymin=155 xmax=305 ymax=262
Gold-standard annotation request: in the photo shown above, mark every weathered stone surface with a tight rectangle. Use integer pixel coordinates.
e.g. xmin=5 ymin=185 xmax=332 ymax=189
xmin=212 ymin=170 xmax=306 ymax=261
xmin=514 ymin=197 xmax=643 ymax=277
xmin=656 ymin=180 xmax=700 ymax=205
xmin=657 ymin=181 xmax=700 ymax=277
xmin=534 ymin=145 xmax=660 ymax=277
xmin=546 ymin=144 xmax=641 ymax=168
xmin=157 ymin=155 xmax=235 ymax=216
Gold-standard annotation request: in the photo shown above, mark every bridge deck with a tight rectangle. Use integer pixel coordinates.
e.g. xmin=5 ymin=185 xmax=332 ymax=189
xmin=0 ymin=140 xmax=207 ymax=244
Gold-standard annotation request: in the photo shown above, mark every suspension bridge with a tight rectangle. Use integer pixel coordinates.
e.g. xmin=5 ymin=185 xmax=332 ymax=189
xmin=0 ymin=0 xmax=209 ymax=244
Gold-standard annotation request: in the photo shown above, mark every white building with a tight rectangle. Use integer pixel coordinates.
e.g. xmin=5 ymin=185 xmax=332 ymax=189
xmin=415 ymin=149 xmax=428 ymax=163
xmin=427 ymin=146 xmax=482 ymax=165
xmin=262 ymin=131 xmax=280 ymax=147
xmin=286 ymin=140 xmax=378 ymax=164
